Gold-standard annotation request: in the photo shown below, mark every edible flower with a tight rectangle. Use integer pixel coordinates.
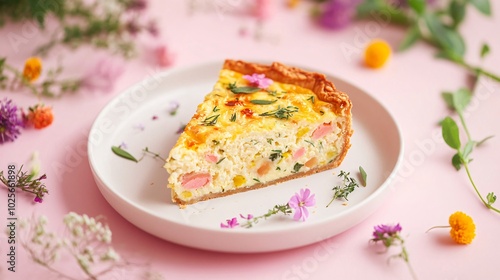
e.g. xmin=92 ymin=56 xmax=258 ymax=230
xmin=371 ymin=223 xmax=417 ymax=280
xmin=288 ymin=188 xmax=316 ymax=221
xmin=364 ymin=39 xmax=392 ymax=68
xmin=243 ymin=73 xmax=273 ymax=89
xmin=26 ymin=104 xmax=54 ymax=129
xmin=318 ymin=0 xmax=358 ymax=30
xmin=0 ymin=98 xmax=23 ymax=144
xmin=427 ymin=211 xmax=476 ymax=245
xmin=23 ymin=57 xmax=42 ymax=82
xmin=220 ymin=217 xmax=239 ymax=228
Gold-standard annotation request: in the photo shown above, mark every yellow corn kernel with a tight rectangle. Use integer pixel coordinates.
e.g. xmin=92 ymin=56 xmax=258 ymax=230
xmin=296 ymin=127 xmax=310 ymax=138
xmin=233 ymin=175 xmax=246 ymax=187
xmin=181 ymin=191 xmax=192 ymax=199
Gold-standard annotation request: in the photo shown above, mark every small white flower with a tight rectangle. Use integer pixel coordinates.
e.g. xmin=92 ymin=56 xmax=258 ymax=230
xmin=101 ymin=248 xmax=120 ymax=262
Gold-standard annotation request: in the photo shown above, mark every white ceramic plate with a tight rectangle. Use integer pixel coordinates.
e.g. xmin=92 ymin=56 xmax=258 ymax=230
xmin=88 ymin=61 xmax=403 ymax=253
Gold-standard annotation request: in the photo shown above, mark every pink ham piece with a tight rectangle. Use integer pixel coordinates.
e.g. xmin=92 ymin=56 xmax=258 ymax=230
xmin=312 ymin=123 xmax=334 ymax=140
xmin=205 ymin=154 xmax=218 ymax=163
xmin=293 ymin=147 xmax=305 ymax=160
xmin=181 ymin=172 xmax=211 ymax=190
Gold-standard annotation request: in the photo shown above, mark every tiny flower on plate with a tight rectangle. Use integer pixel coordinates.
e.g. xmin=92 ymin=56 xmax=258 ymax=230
xmin=288 ymin=188 xmax=316 ymax=221
xmin=243 ymin=73 xmax=273 ymax=89
xmin=220 ymin=217 xmax=239 ymax=228
xmin=23 ymin=57 xmax=42 ymax=82
xmin=0 ymin=98 xmax=23 ymax=144
xmin=26 ymin=104 xmax=54 ymax=129
xmin=427 ymin=211 xmax=476 ymax=245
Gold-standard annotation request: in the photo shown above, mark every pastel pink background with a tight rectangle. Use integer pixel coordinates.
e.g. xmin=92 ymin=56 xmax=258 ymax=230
xmin=1 ymin=1 xmax=500 ymax=279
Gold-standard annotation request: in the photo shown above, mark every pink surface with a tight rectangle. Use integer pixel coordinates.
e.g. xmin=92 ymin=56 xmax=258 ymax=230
xmin=1 ymin=1 xmax=500 ymax=279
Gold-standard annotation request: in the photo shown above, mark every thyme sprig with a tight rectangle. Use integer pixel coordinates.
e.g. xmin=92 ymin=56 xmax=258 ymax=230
xmin=201 ymin=114 xmax=220 ymax=126
xmin=0 ymin=165 xmax=48 ymax=202
xmin=240 ymin=204 xmax=292 ymax=228
xmin=326 ymin=170 xmax=360 ymax=207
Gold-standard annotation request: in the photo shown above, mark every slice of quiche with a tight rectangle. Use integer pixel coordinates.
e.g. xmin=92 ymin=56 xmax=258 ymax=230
xmin=164 ymin=60 xmax=353 ymax=206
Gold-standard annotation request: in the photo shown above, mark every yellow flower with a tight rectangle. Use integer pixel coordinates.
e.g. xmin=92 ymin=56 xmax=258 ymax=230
xmin=364 ymin=39 xmax=391 ymax=68
xmin=448 ymin=211 xmax=476 ymax=245
xmin=23 ymin=57 xmax=42 ymax=82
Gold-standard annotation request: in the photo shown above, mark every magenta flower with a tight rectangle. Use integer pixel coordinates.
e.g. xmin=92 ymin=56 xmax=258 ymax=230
xmin=243 ymin=73 xmax=273 ymax=89
xmin=372 ymin=223 xmax=402 ymax=240
xmin=0 ymin=98 xmax=23 ymax=144
xmin=34 ymin=196 xmax=43 ymax=203
xmin=318 ymin=0 xmax=360 ymax=30
xmin=220 ymin=217 xmax=239 ymax=228
xmin=288 ymin=188 xmax=316 ymax=221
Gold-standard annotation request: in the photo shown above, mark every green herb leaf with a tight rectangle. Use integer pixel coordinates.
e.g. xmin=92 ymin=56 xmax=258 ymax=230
xmin=449 ymin=0 xmax=466 ymax=28
xmin=111 ymin=146 xmax=138 ymax=162
xmin=469 ymin=0 xmax=491 ymax=16
xmin=452 ymin=88 xmax=472 ymax=114
xmin=359 ymin=166 xmax=367 ymax=187
xmin=213 ymin=106 xmax=220 ymax=112
xmin=292 ymin=163 xmax=304 ymax=173
xmin=476 ymin=135 xmax=494 ymax=147
xmin=398 ymin=26 xmax=420 ymax=51
xmin=480 ymin=43 xmax=490 ymax=59
xmin=230 ymin=113 xmax=237 ymax=122
xmin=462 ymin=140 xmax=475 ymax=161
xmin=269 ymin=150 xmax=283 ymax=161
xmin=452 ymin=153 xmax=463 ymax=170
xmin=442 ymin=117 xmax=461 ymax=150
xmin=424 ymin=13 xmax=465 ymax=59
xmin=216 ymin=157 xmax=226 ymax=164
xmin=306 ymin=96 xmax=315 ymax=104
xmin=228 ymin=83 xmax=261 ymax=94
xmin=201 ymin=114 xmax=220 ymax=126
xmin=250 ymin=99 xmax=277 ymax=105
xmin=487 ymin=192 xmax=497 ymax=206
xmin=441 ymin=92 xmax=455 ymax=110
xmin=408 ymin=0 xmax=426 ymax=15
xmin=260 ymin=106 xmax=299 ymax=119
xmin=326 ymin=171 xmax=360 ymax=207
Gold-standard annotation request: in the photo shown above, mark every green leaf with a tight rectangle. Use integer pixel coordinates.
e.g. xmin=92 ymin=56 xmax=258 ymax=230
xmin=228 ymin=83 xmax=261 ymax=94
xmin=469 ymin=0 xmax=491 ymax=15
xmin=480 ymin=43 xmax=490 ymax=59
xmin=424 ymin=13 xmax=466 ymax=58
xmin=476 ymin=135 xmax=494 ymax=146
xmin=450 ymin=0 xmax=466 ymax=28
xmin=452 ymin=153 xmax=463 ymax=170
xmin=462 ymin=140 xmax=474 ymax=160
xmin=441 ymin=92 xmax=455 ymax=110
xmin=398 ymin=26 xmax=420 ymax=51
xmin=442 ymin=117 xmax=461 ymax=150
xmin=359 ymin=166 xmax=367 ymax=187
xmin=452 ymin=88 xmax=472 ymax=114
xmin=111 ymin=146 xmax=138 ymax=162
xmin=486 ymin=192 xmax=497 ymax=205
xmin=250 ymin=99 xmax=277 ymax=105
xmin=408 ymin=0 xmax=426 ymax=15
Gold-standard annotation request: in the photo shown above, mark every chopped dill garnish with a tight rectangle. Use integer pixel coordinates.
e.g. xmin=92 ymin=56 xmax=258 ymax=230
xmin=260 ymin=106 xmax=299 ymax=119
xmin=230 ymin=113 xmax=237 ymax=122
xmin=269 ymin=149 xmax=283 ymax=161
xmin=266 ymin=138 xmax=273 ymax=144
xmin=216 ymin=157 xmax=226 ymax=164
xmin=304 ymin=139 xmax=315 ymax=147
xmin=201 ymin=114 xmax=220 ymax=126
xmin=307 ymin=96 xmax=315 ymax=104
xmin=292 ymin=163 xmax=304 ymax=173
xmin=213 ymin=106 xmax=220 ymax=112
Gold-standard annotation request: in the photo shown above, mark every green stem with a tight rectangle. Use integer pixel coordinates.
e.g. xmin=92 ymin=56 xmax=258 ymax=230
xmin=462 ymin=161 xmax=500 ymax=213
xmin=3 ymin=63 xmax=41 ymax=98
xmin=455 ymin=60 xmax=500 ymax=83
xmin=425 ymin=225 xmax=450 ymax=233
xmin=457 ymin=113 xmax=472 ymax=143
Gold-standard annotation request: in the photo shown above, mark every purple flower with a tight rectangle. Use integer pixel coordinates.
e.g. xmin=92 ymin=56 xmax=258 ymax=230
xmin=167 ymin=100 xmax=180 ymax=115
xmin=34 ymin=196 xmax=43 ymax=203
xmin=243 ymin=73 xmax=273 ymax=89
xmin=81 ymin=57 xmax=125 ymax=92
xmin=372 ymin=223 xmax=402 ymax=241
xmin=288 ymin=188 xmax=316 ymax=221
xmin=0 ymin=98 xmax=23 ymax=144
xmin=220 ymin=217 xmax=239 ymax=228
xmin=318 ymin=0 xmax=360 ymax=30
xmin=176 ymin=124 xmax=186 ymax=134
xmin=126 ymin=0 xmax=147 ymax=12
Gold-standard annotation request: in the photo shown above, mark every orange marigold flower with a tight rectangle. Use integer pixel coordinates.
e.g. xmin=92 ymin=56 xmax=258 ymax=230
xmin=23 ymin=57 xmax=42 ymax=82
xmin=364 ymin=39 xmax=391 ymax=69
xmin=449 ymin=211 xmax=476 ymax=245
xmin=27 ymin=104 xmax=54 ymax=129
xmin=288 ymin=0 xmax=300 ymax=8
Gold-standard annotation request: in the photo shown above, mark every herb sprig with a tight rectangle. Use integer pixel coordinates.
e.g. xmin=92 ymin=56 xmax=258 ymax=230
xmin=111 ymin=146 xmax=166 ymax=163
xmin=240 ymin=204 xmax=293 ymax=228
xmin=201 ymin=114 xmax=220 ymax=126
xmin=260 ymin=106 xmax=299 ymax=119
xmin=228 ymin=82 xmax=261 ymax=94
xmin=0 ymin=165 xmax=48 ymax=202
xmin=326 ymin=170 xmax=360 ymax=207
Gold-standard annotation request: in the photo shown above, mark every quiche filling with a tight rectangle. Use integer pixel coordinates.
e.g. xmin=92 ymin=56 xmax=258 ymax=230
xmin=165 ymin=60 xmax=352 ymax=206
